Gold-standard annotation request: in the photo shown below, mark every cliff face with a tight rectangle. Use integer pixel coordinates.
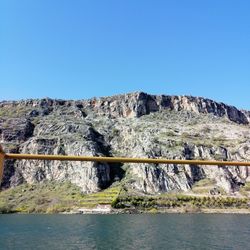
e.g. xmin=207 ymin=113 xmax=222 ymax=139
xmin=82 ymin=92 xmax=249 ymax=124
xmin=1 ymin=92 xmax=250 ymax=194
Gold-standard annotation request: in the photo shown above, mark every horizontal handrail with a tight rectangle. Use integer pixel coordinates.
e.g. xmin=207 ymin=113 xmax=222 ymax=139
xmin=4 ymin=153 xmax=250 ymax=166
xmin=1 ymin=151 xmax=250 ymax=186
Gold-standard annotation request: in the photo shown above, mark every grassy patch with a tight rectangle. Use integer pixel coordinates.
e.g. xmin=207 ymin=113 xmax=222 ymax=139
xmin=239 ymin=182 xmax=250 ymax=196
xmin=0 ymin=106 xmax=33 ymax=118
xmin=0 ymin=181 xmax=84 ymax=213
xmin=80 ymin=186 xmax=121 ymax=208
xmin=0 ymin=182 xmax=121 ymax=213
xmin=191 ymin=178 xmax=218 ymax=194
xmin=113 ymin=192 xmax=249 ymax=211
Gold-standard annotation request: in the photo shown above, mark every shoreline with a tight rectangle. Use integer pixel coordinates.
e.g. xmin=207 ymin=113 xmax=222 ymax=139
xmin=1 ymin=183 xmax=249 ymax=215
xmin=0 ymin=208 xmax=250 ymax=215
xmin=63 ymin=205 xmax=250 ymax=214
xmin=2 ymin=208 xmax=249 ymax=215
xmin=75 ymin=208 xmax=250 ymax=215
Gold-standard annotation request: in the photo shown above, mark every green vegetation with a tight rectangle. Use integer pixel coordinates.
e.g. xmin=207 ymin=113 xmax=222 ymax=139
xmin=240 ymin=182 xmax=250 ymax=196
xmin=191 ymin=178 xmax=218 ymax=194
xmin=113 ymin=193 xmax=249 ymax=211
xmin=243 ymin=182 xmax=250 ymax=191
xmin=0 ymin=181 xmax=249 ymax=213
xmin=79 ymin=186 xmax=120 ymax=208
xmin=0 ymin=106 xmax=32 ymax=118
xmin=0 ymin=181 xmax=84 ymax=213
xmin=0 ymin=182 xmax=120 ymax=213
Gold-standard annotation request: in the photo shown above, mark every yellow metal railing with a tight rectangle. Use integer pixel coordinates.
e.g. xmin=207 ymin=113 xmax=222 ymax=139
xmin=4 ymin=153 xmax=250 ymax=166
xmin=1 ymin=147 xmax=250 ymax=185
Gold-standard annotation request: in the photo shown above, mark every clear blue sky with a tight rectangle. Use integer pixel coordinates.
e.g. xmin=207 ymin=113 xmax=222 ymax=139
xmin=1 ymin=0 xmax=249 ymax=109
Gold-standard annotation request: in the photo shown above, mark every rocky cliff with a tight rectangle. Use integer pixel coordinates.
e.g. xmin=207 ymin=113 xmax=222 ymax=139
xmin=1 ymin=92 xmax=250 ymax=194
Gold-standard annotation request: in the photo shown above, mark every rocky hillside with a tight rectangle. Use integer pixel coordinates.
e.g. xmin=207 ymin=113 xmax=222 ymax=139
xmin=1 ymin=92 xmax=250 ymax=195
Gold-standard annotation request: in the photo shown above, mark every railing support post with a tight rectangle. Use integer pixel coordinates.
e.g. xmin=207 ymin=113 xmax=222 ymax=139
xmin=0 ymin=145 xmax=5 ymax=187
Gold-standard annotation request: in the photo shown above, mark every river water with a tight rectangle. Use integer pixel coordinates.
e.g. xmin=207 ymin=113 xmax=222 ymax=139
xmin=0 ymin=214 xmax=250 ymax=249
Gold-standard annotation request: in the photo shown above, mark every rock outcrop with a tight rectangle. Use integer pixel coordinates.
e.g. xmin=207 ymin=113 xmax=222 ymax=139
xmin=1 ymin=92 xmax=250 ymax=194
xmin=1 ymin=92 xmax=248 ymax=123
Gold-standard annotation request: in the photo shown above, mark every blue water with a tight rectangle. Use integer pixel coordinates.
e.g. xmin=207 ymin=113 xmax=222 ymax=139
xmin=0 ymin=214 xmax=250 ymax=250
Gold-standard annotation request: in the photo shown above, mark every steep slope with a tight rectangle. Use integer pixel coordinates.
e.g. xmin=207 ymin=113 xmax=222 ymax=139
xmin=0 ymin=92 xmax=250 ymax=195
